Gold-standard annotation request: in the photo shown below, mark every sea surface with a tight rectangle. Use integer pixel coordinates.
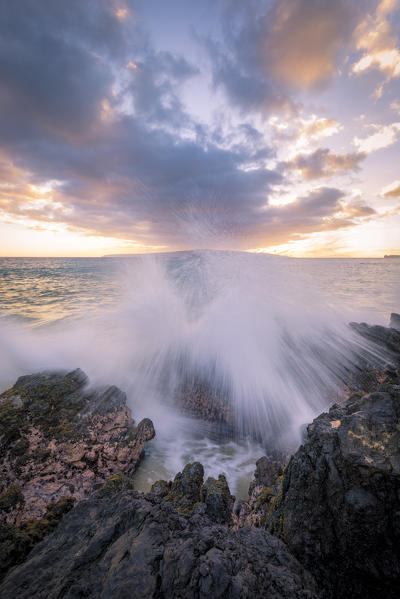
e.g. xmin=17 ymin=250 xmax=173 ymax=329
xmin=0 ymin=254 xmax=398 ymax=325
xmin=0 ymin=253 xmax=399 ymax=498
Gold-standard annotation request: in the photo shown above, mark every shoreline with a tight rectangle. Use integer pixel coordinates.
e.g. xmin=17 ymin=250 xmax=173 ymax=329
xmin=0 ymin=312 xmax=399 ymax=596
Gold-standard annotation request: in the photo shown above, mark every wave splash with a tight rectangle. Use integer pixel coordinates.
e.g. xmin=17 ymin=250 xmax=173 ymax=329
xmin=0 ymin=251 xmax=384 ymax=450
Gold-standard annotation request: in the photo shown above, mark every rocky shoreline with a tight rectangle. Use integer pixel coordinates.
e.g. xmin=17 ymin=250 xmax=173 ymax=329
xmin=0 ymin=370 xmax=155 ymax=579
xmin=0 ymin=314 xmax=399 ymax=597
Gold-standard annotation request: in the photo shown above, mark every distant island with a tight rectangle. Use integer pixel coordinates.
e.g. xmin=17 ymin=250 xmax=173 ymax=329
xmin=384 ymin=254 xmax=400 ymax=258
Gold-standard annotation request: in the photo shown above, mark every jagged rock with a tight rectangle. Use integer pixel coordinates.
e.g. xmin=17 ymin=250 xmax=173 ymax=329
xmin=238 ymin=454 xmax=287 ymax=528
xmin=150 ymin=479 xmax=170 ymax=497
xmin=0 ymin=369 xmax=155 ymax=525
xmin=390 ymin=312 xmax=400 ymax=330
xmin=0 ymin=497 xmax=75 ymax=581
xmin=201 ymin=474 xmax=235 ymax=525
xmin=350 ymin=320 xmax=400 ymax=356
xmin=160 ymin=463 xmax=235 ymax=525
xmin=248 ymin=455 xmax=285 ymax=495
xmin=177 ymin=375 xmax=235 ymax=427
xmin=264 ymin=386 xmax=400 ymax=598
xmin=343 ymin=315 xmax=400 ymax=396
xmin=0 ymin=477 xmax=319 ymax=599
xmin=163 ymin=462 xmax=204 ymax=517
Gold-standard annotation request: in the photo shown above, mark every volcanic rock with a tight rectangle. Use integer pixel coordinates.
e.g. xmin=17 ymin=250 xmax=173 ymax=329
xmin=0 ymin=472 xmax=319 ymax=599
xmin=201 ymin=474 xmax=235 ymax=525
xmin=163 ymin=462 xmax=205 ymax=517
xmin=263 ymin=385 xmax=400 ymax=598
xmin=390 ymin=312 xmax=400 ymax=330
xmin=350 ymin=319 xmax=400 ymax=356
xmin=0 ymin=369 xmax=155 ymax=581
xmin=0 ymin=370 xmax=154 ymax=524
xmin=237 ymin=454 xmax=287 ymax=528
xmin=0 ymin=369 xmax=154 ymax=525
xmin=177 ymin=375 xmax=235 ymax=428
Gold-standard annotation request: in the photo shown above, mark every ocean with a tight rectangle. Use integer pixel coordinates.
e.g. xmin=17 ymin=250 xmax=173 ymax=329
xmin=0 ymin=252 xmax=399 ymax=497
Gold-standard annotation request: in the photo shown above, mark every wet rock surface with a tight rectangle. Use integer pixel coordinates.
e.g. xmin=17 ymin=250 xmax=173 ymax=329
xmin=178 ymin=315 xmax=400 ymax=434
xmin=163 ymin=462 xmax=205 ymax=517
xmin=0 ymin=369 xmax=155 ymax=524
xmin=390 ymin=312 xmax=400 ymax=330
xmin=237 ymin=453 xmax=287 ymax=528
xmin=1 ymin=315 xmax=400 ymax=598
xmin=263 ymin=381 xmax=400 ymax=597
xmin=0 ymin=369 xmax=155 ymax=581
xmin=0 ymin=496 xmax=75 ymax=582
xmin=342 ymin=313 xmax=400 ymax=395
xmin=0 ymin=473 xmax=319 ymax=599
xmin=238 ymin=316 xmax=400 ymax=597
xmin=152 ymin=462 xmax=235 ymax=525
xmin=177 ymin=375 xmax=235 ymax=427
xmin=350 ymin=313 xmax=400 ymax=357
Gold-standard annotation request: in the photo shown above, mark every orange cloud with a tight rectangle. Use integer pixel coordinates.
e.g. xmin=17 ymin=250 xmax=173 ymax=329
xmin=382 ymin=181 xmax=400 ymax=197
xmin=266 ymin=0 xmax=362 ymax=89
xmin=284 ymin=148 xmax=366 ymax=179
xmin=114 ymin=8 xmax=128 ymax=21
xmin=352 ymin=0 xmax=400 ymax=96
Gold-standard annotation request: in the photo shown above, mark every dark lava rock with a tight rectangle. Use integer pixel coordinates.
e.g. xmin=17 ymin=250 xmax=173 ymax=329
xmin=0 ymin=476 xmax=319 ymax=599
xmin=163 ymin=462 xmax=205 ymax=517
xmin=265 ymin=388 xmax=400 ymax=598
xmin=390 ymin=312 xmax=400 ymax=330
xmin=248 ymin=454 xmax=286 ymax=496
xmin=0 ymin=497 xmax=75 ymax=582
xmin=154 ymin=463 xmax=235 ymax=525
xmin=350 ymin=320 xmax=400 ymax=356
xmin=201 ymin=474 xmax=235 ymax=525
xmin=344 ymin=316 xmax=400 ymax=396
xmin=237 ymin=454 xmax=287 ymax=529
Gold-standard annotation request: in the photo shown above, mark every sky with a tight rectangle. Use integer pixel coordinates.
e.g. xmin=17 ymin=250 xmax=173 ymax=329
xmin=0 ymin=0 xmax=399 ymax=257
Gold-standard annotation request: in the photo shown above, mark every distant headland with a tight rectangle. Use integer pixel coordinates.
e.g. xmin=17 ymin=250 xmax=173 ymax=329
xmin=384 ymin=254 xmax=400 ymax=258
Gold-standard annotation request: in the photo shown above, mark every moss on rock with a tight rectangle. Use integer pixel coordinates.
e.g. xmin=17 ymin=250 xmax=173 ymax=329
xmin=98 ymin=473 xmax=135 ymax=497
xmin=0 ymin=496 xmax=75 ymax=581
xmin=164 ymin=462 xmax=204 ymax=517
xmin=0 ymin=484 xmax=24 ymax=513
xmin=201 ymin=474 xmax=235 ymax=524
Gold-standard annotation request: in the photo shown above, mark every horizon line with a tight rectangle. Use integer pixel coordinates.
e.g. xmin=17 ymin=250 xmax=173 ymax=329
xmin=1 ymin=249 xmax=399 ymax=259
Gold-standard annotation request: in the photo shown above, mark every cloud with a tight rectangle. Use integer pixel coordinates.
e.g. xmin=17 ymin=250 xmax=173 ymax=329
xmin=269 ymin=114 xmax=341 ymax=145
xmin=351 ymin=0 xmax=400 ymax=96
xmin=283 ymin=148 xmax=366 ymax=179
xmin=207 ymin=0 xmax=367 ymax=116
xmin=353 ymin=122 xmax=400 ymax=152
xmin=220 ymin=187 xmax=376 ymax=247
xmin=0 ymin=0 xmax=378 ymax=253
xmin=0 ymin=132 xmax=374 ymax=249
xmin=265 ymin=0 xmax=364 ymax=89
xmin=126 ymin=51 xmax=199 ymax=129
xmin=0 ymin=1 xmax=140 ymax=142
xmin=0 ymin=119 xmax=281 ymax=248
xmin=381 ymin=180 xmax=400 ymax=197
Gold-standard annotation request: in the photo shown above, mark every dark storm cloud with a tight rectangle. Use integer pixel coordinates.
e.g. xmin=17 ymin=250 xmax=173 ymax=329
xmin=0 ymin=0 xmax=375 ymax=250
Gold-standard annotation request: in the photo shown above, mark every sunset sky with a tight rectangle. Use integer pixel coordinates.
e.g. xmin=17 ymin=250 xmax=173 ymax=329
xmin=0 ymin=0 xmax=399 ymax=257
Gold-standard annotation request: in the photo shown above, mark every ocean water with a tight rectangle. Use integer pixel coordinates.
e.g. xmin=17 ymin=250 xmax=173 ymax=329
xmin=0 ymin=252 xmax=399 ymax=498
